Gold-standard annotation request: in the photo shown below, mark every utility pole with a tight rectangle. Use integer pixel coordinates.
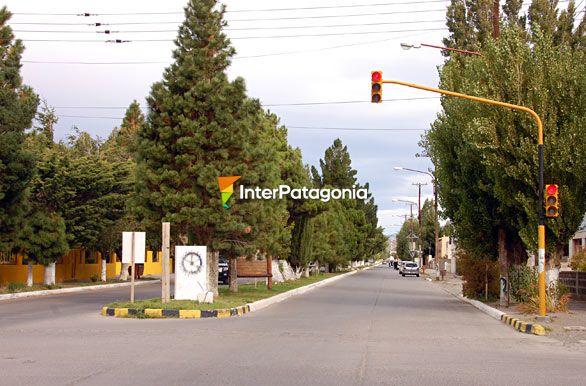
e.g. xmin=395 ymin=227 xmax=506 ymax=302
xmin=413 ymin=182 xmax=427 ymax=270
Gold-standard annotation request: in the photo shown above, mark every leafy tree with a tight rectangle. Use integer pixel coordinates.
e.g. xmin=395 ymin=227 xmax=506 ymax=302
xmin=135 ymin=0 xmax=288 ymax=292
xmin=0 ymin=7 xmax=39 ymax=250
xmin=35 ymin=99 xmax=57 ymax=144
xmin=424 ymin=27 xmax=586 ymax=273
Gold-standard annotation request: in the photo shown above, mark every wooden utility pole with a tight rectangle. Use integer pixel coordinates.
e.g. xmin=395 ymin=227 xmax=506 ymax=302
xmin=412 ymin=182 xmax=427 ymax=269
xmin=162 ymin=222 xmax=171 ymax=303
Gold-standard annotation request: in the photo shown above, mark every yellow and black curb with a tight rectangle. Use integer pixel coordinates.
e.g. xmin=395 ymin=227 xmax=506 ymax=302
xmin=101 ymin=304 xmax=250 ymax=319
xmin=500 ymin=314 xmax=546 ymax=336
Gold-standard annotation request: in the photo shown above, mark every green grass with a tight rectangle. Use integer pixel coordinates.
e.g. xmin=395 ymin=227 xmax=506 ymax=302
xmin=107 ymin=272 xmax=343 ymax=311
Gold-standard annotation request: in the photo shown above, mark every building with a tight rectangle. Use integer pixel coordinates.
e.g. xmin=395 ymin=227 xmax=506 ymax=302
xmin=438 ymin=235 xmax=457 ymax=273
xmin=568 ymin=215 xmax=586 ymax=263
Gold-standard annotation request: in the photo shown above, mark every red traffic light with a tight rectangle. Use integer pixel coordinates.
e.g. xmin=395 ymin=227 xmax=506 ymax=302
xmin=546 ymin=184 xmax=557 ymax=195
xmin=371 ymin=71 xmax=382 ymax=82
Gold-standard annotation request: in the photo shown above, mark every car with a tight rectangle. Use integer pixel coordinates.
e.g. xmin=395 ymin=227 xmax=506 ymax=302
xmin=218 ymin=258 xmax=229 ymax=284
xmin=401 ymin=262 xmax=420 ymax=277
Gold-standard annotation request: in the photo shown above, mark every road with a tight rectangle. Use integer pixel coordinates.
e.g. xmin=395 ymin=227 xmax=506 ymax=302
xmin=1 ymin=266 xmax=585 ymax=385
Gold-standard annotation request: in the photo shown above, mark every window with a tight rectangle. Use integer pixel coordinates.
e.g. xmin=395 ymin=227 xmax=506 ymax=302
xmin=0 ymin=251 xmax=16 ymax=265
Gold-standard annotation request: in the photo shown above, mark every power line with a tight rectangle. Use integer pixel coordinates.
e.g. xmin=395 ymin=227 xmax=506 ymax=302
xmin=51 ymin=97 xmax=440 ymax=110
xmin=19 ymin=27 xmax=448 ymax=42
xmin=12 ymin=1 xmax=450 ymax=16
xmin=11 ymin=8 xmax=447 ymax=26
xmin=12 ymin=19 xmax=446 ymax=34
xmin=55 ymin=114 xmax=427 ymax=131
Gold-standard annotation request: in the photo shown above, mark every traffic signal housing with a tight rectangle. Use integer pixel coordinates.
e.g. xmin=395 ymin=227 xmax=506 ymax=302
xmin=545 ymin=184 xmax=559 ymax=218
xmin=371 ymin=71 xmax=382 ymax=103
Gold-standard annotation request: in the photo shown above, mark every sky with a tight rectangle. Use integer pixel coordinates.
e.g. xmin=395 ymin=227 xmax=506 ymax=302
xmin=3 ymin=0 xmax=545 ymax=236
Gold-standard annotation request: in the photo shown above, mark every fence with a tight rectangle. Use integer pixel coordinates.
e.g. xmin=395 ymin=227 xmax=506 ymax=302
xmin=559 ymin=271 xmax=586 ymax=300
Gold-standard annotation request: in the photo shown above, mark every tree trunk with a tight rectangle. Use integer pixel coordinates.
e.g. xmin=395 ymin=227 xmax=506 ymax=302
xmin=43 ymin=262 xmax=56 ymax=286
xmin=207 ymin=250 xmax=219 ymax=297
xmin=498 ymin=228 xmax=509 ymax=307
xmin=228 ymin=257 xmax=238 ymax=292
xmin=101 ymin=259 xmax=107 ymax=282
xmin=119 ymin=263 xmax=130 ymax=281
xmin=303 ymin=267 xmax=309 ymax=278
xmin=27 ymin=261 xmax=33 ymax=287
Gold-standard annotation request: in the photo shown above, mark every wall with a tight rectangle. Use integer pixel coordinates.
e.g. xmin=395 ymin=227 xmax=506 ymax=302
xmin=0 ymin=248 xmax=163 ymax=286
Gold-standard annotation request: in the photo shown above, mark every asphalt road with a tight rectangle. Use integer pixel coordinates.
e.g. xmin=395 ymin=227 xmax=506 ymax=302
xmin=1 ymin=266 xmax=585 ymax=386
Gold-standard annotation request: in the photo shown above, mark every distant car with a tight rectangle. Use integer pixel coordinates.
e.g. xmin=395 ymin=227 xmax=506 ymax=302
xmin=401 ymin=262 xmax=419 ymax=277
xmin=218 ymin=258 xmax=229 ymax=284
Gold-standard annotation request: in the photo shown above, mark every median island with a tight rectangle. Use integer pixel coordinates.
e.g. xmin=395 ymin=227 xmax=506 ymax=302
xmin=104 ymin=272 xmax=344 ymax=318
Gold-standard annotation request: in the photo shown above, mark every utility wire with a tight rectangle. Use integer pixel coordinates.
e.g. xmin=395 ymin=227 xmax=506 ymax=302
xmin=19 ymin=27 xmax=448 ymax=42
xmin=12 ymin=1 xmax=450 ymax=16
xmin=12 ymin=19 xmax=446 ymax=34
xmin=52 ymin=97 xmax=440 ymax=110
xmin=11 ymin=8 xmax=447 ymax=26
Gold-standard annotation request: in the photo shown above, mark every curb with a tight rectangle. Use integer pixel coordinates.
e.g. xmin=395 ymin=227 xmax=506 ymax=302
xmin=0 ymin=279 xmax=160 ymax=302
xmin=102 ymin=265 xmax=376 ymax=319
xmin=500 ymin=314 xmax=546 ymax=336
xmin=430 ymin=280 xmax=546 ymax=336
xmin=101 ymin=304 xmax=250 ymax=319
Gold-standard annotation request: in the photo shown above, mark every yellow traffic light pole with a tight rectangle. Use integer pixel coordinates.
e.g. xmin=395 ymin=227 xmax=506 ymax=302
xmin=382 ymin=78 xmax=547 ymax=317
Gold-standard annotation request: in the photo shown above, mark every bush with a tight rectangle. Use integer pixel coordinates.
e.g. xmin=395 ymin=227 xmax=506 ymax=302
xmin=570 ymin=250 xmax=586 ymax=271
xmin=510 ymin=265 xmax=571 ymax=313
xmin=90 ymin=274 xmax=100 ymax=282
xmin=7 ymin=282 xmax=26 ymax=293
xmin=458 ymin=251 xmax=499 ymax=301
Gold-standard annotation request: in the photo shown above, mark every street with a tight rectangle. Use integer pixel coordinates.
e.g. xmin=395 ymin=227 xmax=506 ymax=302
xmin=1 ymin=266 xmax=585 ymax=386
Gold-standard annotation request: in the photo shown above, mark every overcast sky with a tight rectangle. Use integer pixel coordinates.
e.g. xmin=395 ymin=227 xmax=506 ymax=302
xmin=2 ymin=0 xmax=510 ymax=235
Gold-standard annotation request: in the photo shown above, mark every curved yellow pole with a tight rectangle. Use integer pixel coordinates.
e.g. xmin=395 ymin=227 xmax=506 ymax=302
xmin=382 ymin=79 xmax=547 ymax=316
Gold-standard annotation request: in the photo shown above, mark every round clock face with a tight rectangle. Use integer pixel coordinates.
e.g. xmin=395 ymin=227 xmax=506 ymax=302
xmin=181 ymin=251 xmax=203 ymax=275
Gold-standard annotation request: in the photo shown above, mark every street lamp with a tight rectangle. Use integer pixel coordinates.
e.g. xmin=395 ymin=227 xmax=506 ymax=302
xmin=394 ymin=166 xmax=440 ymax=278
xmin=400 ymin=42 xmax=482 ymax=56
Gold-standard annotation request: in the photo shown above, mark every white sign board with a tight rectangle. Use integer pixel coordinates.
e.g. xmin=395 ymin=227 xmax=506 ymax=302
xmin=122 ymin=232 xmax=146 ymax=264
xmin=175 ymin=245 xmax=207 ymax=300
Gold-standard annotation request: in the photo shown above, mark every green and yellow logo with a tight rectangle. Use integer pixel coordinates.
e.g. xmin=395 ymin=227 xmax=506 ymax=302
xmin=217 ymin=176 xmax=241 ymax=208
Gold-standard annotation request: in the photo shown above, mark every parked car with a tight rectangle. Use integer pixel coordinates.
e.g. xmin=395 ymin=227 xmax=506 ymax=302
xmin=218 ymin=258 xmax=229 ymax=284
xmin=401 ymin=262 xmax=420 ymax=277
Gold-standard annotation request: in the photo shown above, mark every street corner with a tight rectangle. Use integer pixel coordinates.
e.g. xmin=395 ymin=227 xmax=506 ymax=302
xmin=501 ymin=314 xmax=546 ymax=336
xmin=100 ymin=305 xmax=251 ymax=319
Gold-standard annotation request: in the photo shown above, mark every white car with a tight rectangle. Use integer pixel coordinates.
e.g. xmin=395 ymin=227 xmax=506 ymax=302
xmin=401 ymin=262 xmax=420 ymax=277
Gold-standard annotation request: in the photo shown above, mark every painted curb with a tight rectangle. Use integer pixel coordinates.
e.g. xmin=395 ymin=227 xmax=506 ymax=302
xmin=500 ymin=314 xmax=546 ymax=336
xmin=430 ymin=280 xmax=546 ymax=336
xmin=101 ymin=304 xmax=251 ymax=319
xmin=0 ymin=279 xmax=161 ymax=302
xmin=102 ymin=264 xmax=377 ymax=319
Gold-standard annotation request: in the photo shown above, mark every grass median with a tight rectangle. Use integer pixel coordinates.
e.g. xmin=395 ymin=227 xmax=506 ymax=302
xmin=106 ymin=272 xmax=344 ymax=311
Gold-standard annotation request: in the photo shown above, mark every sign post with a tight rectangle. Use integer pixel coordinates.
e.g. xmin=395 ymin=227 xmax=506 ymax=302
xmin=162 ymin=222 xmax=170 ymax=303
xmin=122 ymin=232 xmax=146 ymax=304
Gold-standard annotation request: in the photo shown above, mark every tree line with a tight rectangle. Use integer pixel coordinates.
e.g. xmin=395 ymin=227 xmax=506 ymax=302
xmin=421 ymin=0 xmax=586 ymax=303
xmin=0 ymin=2 xmax=387 ymax=290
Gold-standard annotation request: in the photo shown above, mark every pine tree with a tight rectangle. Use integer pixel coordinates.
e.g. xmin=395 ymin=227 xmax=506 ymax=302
xmin=0 ymin=7 xmax=39 ymax=251
xmin=135 ymin=0 xmax=288 ymax=292
xmin=102 ymin=100 xmax=144 ymax=162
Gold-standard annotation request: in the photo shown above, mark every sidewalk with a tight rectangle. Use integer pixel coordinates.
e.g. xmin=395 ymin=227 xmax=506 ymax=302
xmin=423 ymin=269 xmax=586 ymax=346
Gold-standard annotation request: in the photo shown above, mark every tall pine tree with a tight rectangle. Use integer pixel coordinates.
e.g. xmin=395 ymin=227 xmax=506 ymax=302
xmin=135 ymin=0 xmax=288 ymax=292
xmin=0 ymin=7 xmax=39 ymax=251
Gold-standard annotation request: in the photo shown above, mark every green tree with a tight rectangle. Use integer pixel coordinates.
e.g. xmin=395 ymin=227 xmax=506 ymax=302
xmin=424 ymin=27 xmax=586 ymax=275
xmin=102 ymin=100 xmax=144 ymax=162
xmin=135 ymin=0 xmax=288 ymax=292
xmin=0 ymin=7 xmax=39 ymax=251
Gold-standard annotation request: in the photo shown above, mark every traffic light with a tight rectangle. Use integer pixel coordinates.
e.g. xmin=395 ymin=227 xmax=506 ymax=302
xmin=545 ymin=184 xmax=559 ymax=218
xmin=371 ymin=70 xmax=382 ymax=103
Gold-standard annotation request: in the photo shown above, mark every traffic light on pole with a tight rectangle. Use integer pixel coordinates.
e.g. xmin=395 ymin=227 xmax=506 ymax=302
xmin=545 ymin=184 xmax=559 ymax=218
xmin=371 ymin=70 xmax=382 ymax=103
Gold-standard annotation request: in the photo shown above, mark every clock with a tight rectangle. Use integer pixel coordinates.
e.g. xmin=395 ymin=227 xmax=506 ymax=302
xmin=180 ymin=251 xmax=203 ymax=275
